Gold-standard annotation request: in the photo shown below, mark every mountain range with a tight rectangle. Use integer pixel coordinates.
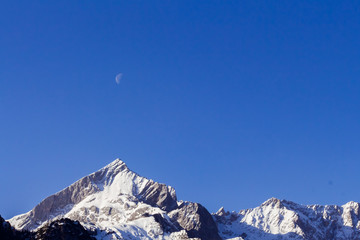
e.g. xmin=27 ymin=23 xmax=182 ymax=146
xmin=3 ymin=159 xmax=360 ymax=240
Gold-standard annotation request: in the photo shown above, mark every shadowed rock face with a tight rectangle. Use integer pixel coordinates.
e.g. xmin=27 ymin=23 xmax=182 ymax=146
xmin=139 ymin=181 xmax=178 ymax=212
xmin=1 ymin=216 xmax=95 ymax=240
xmin=35 ymin=218 xmax=96 ymax=240
xmin=169 ymin=202 xmax=222 ymax=240
xmin=0 ymin=215 xmax=34 ymax=240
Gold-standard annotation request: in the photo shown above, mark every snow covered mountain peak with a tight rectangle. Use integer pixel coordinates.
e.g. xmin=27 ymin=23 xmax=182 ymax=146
xmin=9 ymin=159 xmax=178 ymax=232
xmin=9 ymin=159 xmax=223 ymax=239
xmin=260 ymin=197 xmax=283 ymax=207
xmin=216 ymin=207 xmax=226 ymax=216
xmin=100 ymin=158 xmax=128 ymax=173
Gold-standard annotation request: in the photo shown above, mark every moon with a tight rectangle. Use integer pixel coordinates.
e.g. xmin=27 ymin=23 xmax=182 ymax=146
xmin=115 ymin=73 xmax=123 ymax=84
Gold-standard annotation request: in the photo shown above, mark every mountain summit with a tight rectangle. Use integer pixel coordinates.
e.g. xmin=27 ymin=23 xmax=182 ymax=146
xmin=9 ymin=159 xmax=220 ymax=240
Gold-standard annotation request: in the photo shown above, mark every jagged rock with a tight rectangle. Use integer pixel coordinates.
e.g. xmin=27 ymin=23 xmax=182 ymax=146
xmin=151 ymin=213 xmax=180 ymax=233
xmin=169 ymin=202 xmax=222 ymax=240
xmin=139 ymin=181 xmax=178 ymax=212
xmin=35 ymin=218 xmax=95 ymax=240
xmin=1 ymin=215 xmax=95 ymax=240
xmin=0 ymin=215 xmax=34 ymax=240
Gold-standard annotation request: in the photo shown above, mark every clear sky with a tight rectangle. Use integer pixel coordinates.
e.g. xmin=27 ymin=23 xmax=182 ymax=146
xmin=1 ymin=1 xmax=360 ymax=219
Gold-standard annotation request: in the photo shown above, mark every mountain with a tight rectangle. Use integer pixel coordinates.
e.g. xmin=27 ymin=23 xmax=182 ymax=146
xmin=214 ymin=197 xmax=360 ymax=240
xmin=7 ymin=159 xmax=360 ymax=239
xmin=9 ymin=159 xmax=221 ymax=240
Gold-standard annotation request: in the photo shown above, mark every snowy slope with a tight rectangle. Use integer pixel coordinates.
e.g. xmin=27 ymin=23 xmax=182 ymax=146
xmin=214 ymin=197 xmax=360 ymax=240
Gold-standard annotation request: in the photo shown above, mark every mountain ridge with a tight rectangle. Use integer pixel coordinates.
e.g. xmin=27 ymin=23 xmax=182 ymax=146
xmin=214 ymin=197 xmax=360 ymax=240
xmin=7 ymin=159 xmax=360 ymax=240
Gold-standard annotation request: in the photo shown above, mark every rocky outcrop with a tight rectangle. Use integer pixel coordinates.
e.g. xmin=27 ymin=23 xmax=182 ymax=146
xmin=35 ymin=218 xmax=96 ymax=240
xmin=0 ymin=215 xmax=34 ymax=240
xmin=139 ymin=181 xmax=177 ymax=212
xmin=1 ymin=216 xmax=96 ymax=240
xmin=169 ymin=202 xmax=222 ymax=240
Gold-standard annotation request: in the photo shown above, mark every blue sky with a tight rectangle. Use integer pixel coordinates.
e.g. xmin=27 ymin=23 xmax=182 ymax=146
xmin=1 ymin=1 xmax=360 ymax=219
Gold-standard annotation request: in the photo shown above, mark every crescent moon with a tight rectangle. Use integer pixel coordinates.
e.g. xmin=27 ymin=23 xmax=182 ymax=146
xmin=115 ymin=73 xmax=123 ymax=84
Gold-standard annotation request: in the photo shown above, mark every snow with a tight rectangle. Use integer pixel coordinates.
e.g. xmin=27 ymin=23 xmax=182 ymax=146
xmin=8 ymin=159 xmax=360 ymax=240
xmin=214 ymin=198 xmax=360 ymax=240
